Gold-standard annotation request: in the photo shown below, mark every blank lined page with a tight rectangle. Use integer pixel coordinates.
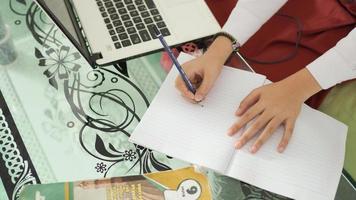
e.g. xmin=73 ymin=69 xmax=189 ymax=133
xmin=129 ymin=53 xmax=266 ymax=172
xmin=227 ymin=104 xmax=347 ymax=200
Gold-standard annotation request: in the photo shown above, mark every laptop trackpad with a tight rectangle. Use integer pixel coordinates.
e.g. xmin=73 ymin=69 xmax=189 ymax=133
xmin=159 ymin=1 xmax=213 ymax=40
xmin=159 ymin=0 xmax=197 ymax=8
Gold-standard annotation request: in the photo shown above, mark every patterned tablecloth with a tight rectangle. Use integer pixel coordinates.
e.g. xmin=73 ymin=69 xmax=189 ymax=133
xmin=0 ymin=1 xmax=354 ymax=200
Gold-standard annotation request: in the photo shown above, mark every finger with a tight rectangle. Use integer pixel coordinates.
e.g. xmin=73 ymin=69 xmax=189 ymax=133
xmin=227 ymin=103 xmax=263 ymax=136
xmin=235 ymin=89 xmax=260 ymax=116
xmin=194 ymin=74 xmax=214 ymax=102
xmin=175 ymin=76 xmax=195 ymax=100
xmin=250 ymin=117 xmax=283 ymax=153
xmin=182 ymin=94 xmax=198 ymax=104
xmin=277 ymin=119 xmax=296 ymax=153
xmin=235 ymin=112 xmax=272 ymax=149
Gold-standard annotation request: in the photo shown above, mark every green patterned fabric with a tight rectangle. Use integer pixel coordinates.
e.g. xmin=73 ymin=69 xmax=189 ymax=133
xmin=319 ymin=81 xmax=356 ymax=180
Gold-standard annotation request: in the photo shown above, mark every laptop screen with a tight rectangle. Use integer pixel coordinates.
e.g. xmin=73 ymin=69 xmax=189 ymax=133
xmin=38 ymin=0 xmax=80 ymax=44
xmin=35 ymin=0 xmax=95 ymax=67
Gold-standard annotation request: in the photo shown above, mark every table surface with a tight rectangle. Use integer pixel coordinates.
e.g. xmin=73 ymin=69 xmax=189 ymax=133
xmin=0 ymin=1 xmax=355 ymax=200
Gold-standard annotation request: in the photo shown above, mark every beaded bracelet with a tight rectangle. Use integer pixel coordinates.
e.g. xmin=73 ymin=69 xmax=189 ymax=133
xmin=214 ymin=31 xmax=241 ymax=52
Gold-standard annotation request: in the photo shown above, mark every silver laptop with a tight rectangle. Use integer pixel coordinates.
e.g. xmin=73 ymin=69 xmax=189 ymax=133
xmin=70 ymin=0 xmax=221 ymax=65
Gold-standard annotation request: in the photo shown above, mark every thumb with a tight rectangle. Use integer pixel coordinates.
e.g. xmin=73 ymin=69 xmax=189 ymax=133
xmin=194 ymin=74 xmax=215 ymax=102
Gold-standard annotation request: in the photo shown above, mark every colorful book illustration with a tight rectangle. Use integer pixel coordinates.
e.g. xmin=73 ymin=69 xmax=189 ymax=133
xmin=19 ymin=167 xmax=212 ymax=200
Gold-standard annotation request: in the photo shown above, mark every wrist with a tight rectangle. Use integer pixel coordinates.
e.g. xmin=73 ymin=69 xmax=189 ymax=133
xmin=204 ymin=36 xmax=234 ymax=66
xmin=283 ymin=68 xmax=322 ymax=102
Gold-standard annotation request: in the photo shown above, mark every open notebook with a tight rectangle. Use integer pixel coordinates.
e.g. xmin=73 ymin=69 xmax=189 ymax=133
xmin=129 ymin=53 xmax=348 ymax=200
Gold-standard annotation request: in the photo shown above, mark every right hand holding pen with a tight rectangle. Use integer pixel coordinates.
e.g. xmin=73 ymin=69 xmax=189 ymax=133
xmin=175 ymin=36 xmax=234 ymax=102
xmin=175 ymin=54 xmax=223 ymax=102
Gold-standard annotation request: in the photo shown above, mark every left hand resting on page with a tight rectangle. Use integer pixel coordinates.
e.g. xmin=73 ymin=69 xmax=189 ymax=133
xmin=227 ymin=68 xmax=322 ymax=153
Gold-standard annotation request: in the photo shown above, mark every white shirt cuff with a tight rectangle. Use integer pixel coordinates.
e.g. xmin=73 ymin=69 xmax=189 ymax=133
xmin=222 ymin=0 xmax=287 ymax=45
xmin=307 ymin=50 xmax=351 ymax=89
xmin=307 ymin=28 xmax=356 ymax=89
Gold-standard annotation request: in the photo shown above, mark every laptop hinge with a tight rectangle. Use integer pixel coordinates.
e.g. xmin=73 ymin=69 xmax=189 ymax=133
xmin=90 ymin=52 xmax=103 ymax=62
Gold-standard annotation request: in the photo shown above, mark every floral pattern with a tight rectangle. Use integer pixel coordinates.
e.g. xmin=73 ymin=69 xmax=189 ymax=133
xmin=95 ymin=162 xmax=107 ymax=174
xmin=36 ymin=46 xmax=81 ymax=80
xmin=123 ymin=149 xmax=137 ymax=162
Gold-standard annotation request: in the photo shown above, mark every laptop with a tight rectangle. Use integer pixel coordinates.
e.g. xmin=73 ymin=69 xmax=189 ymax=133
xmin=35 ymin=0 xmax=221 ymax=66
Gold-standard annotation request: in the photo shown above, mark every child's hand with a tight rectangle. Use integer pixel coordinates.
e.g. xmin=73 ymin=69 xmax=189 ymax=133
xmin=175 ymin=54 xmax=223 ymax=102
xmin=175 ymin=36 xmax=234 ymax=102
xmin=228 ymin=68 xmax=322 ymax=153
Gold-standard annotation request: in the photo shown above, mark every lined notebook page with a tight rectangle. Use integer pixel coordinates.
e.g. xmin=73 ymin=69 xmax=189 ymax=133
xmin=129 ymin=53 xmax=266 ymax=172
xmin=227 ymin=104 xmax=347 ymax=200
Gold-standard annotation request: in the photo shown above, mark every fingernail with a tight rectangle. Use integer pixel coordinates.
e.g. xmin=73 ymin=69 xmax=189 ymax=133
xmin=187 ymin=93 xmax=195 ymax=99
xmin=278 ymin=146 xmax=285 ymax=153
xmin=227 ymin=128 xmax=234 ymax=136
xmin=235 ymin=141 xmax=242 ymax=149
xmin=235 ymin=108 xmax=242 ymax=116
xmin=250 ymin=146 xmax=257 ymax=154
xmin=195 ymin=94 xmax=204 ymax=102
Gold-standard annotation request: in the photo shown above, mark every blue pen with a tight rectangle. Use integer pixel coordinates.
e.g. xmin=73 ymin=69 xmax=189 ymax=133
xmin=153 ymin=26 xmax=196 ymax=94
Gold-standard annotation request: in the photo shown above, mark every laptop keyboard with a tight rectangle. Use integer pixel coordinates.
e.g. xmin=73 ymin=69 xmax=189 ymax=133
xmin=96 ymin=0 xmax=171 ymax=49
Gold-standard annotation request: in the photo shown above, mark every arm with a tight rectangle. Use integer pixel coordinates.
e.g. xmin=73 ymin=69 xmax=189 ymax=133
xmin=198 ymin=2 xmax=356 ymax=154
xmin=231 ymin=28 xmax=356 ymax=153
xmin=223 ymin=0 xmax=288 ymax=45
xmin=203 ymin=0 xmax=288 ymax=69
xmin=307 ymin=28 xmax=356 ymax=89
xmin=176 ymin=0 xmax=287 ymax=101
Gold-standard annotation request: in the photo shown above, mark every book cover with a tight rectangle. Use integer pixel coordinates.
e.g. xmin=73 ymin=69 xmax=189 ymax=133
xmin=19 ymin=167 xmax=211 ymax=200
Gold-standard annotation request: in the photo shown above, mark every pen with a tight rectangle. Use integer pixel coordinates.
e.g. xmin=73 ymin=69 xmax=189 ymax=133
xmin=153 ymin=26 xmax=196 ymax=94
xmin=235 ymin=51 xmax=255 ymax=73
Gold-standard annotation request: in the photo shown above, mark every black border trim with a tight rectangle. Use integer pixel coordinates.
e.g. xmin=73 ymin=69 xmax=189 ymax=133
xmin=0 ymin=91 xmax=41 ymax=199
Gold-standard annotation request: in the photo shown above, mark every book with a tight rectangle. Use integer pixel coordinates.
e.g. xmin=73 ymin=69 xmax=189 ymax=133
xmin=19 ymin=167 xmax=212 ymax=200
xmin=129 ymin=53 xmax=348 ymax=200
